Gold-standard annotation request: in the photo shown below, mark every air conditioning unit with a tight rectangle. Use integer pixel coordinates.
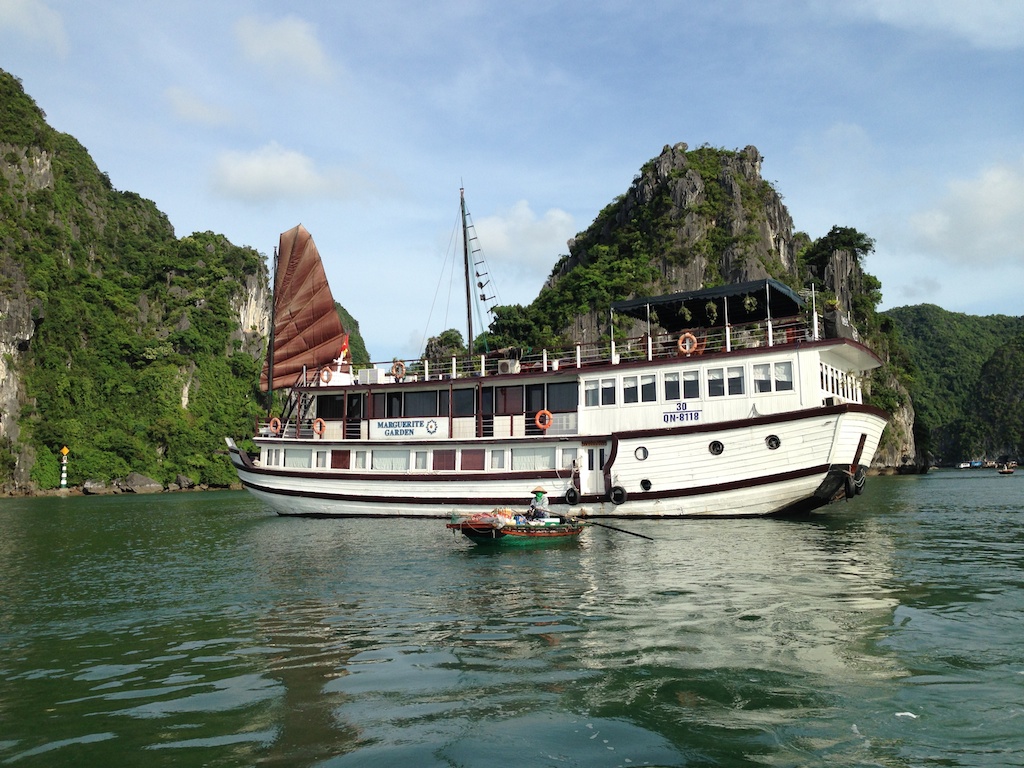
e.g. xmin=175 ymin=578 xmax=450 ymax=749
xmin=497 ymin=359 xmax=521 ymax=375
xmin=357 ymin=367 xmax=386 ymax=384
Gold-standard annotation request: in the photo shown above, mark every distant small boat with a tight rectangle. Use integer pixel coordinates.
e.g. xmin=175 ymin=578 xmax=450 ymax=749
xmin=446 ymin=509 xmax=584 ymax=545
xmin=957 ymin=462 xmax=971 ymax=469
xmin=998 ymin=464 xmax=1015 ymax=475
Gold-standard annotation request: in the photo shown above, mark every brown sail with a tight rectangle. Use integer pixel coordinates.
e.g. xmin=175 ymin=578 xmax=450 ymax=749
xmin=260 ymin=224 xmax=348 ymax=391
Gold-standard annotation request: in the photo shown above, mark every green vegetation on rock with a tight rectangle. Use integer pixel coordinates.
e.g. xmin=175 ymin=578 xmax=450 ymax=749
xmin=0 ymin=69 xmax=368 ymax=490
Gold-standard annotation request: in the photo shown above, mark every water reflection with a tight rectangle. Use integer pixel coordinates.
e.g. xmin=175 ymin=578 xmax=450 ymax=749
xmin=11 ymin=479 xmax=1019 ymax=766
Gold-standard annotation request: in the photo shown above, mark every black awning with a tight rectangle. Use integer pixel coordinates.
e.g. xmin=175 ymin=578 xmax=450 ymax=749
xmin=610 ymin=279 xmax=805 ymax=332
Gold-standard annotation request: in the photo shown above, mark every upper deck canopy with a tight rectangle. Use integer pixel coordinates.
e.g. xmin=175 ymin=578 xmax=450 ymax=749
xmin=611 ymin=279 xmax=805 ymax=333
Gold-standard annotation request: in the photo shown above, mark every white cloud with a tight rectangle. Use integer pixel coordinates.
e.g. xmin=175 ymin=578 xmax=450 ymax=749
xmin=0 ymin=0 xmax=68 ymax=56
xmin=843 ymin=0 xmax=1024 ymax=50
xmin=164 ymin=86 xmax=231 ymax=126
xmin=233 ymin=15 xmax=333 ymax=81
xmin=909 ymin=158 xmax=1024 ymax=265
xmin=472 ymin=201 xmax=576 ymax=299
xmin=211 ymin=142 xmax=354 ymax=202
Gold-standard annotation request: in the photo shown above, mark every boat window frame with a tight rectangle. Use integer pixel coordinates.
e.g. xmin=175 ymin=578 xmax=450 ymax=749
xmin=640 ymin=373 xmax=657 ymax=402
xmin=682 ymin=368 xmax=701 ymax=400
xmin=461 ymin=448 xmax=486 ymax=470
xmin=622 ymin=375 xmax=639 ymax=405
xmin=451 ymin=388 xmax=476 ymax=417
xmin=664 ymin=372 xmax=680 ymax=401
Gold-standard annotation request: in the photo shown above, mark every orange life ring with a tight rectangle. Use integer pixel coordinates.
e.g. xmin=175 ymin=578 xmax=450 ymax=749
xmin=268 ymin=417 xmax=282 ymax=435
xmin=677 ymin=332 xmax=700 ymax=356
xmin=312 ymin=418 xmax=326 ymax=436
xmin=391 ymin=361 xmax=406 ymax=379
xmin=319 ymin=367 xmax=332 ymax=384
xmin=535 ymin=409 xmax=554 ymax=431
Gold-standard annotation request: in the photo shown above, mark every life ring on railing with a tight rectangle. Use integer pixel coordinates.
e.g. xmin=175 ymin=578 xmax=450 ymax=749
xmin=391 ymin=361 xmax=406 ymax=379
xmin=268 ymin=417 xmax=282 ymax=435
xmin=319 ymin=367 xmax=332 ymax=384
xmin=565 ymin=487 xmax=580 ymax=506
xmin=312 ymin=418 xmax=326 ymax=436
xmin=535 ymin=409 xmax=554 ymax=431
xmin=677 ymin=332 xmax=700 ymax=356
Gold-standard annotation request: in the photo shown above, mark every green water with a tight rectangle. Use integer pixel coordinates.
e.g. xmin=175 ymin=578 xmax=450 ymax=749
xmin=1 ymin=471 xmax=1022 ymax=767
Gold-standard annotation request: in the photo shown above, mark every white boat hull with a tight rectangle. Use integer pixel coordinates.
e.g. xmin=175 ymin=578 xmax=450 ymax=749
xmin=227 ymin=403 xmax=885 ymax=519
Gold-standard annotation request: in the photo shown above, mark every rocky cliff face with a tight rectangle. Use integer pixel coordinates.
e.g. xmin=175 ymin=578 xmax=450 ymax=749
xmin=0 ymin=144 xmax=52 ymax=485
xmin=871 ymin=385 xmax=922 ymax=473
xmin=552 ymin=143 xmax=799 ymax=343
xmin=540 ymin=141 xmax=922 ymax=471
xmin=0 ymin=259 xmax=39 ymax=485
xmin=232 ymin=272 xmax=271 ymax=359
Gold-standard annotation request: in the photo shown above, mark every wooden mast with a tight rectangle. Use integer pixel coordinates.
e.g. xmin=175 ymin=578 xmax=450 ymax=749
xmin=460 ymin=188 xmax=473 ymax=353
xmin=266 ymin=244 xmax=277 ymax=413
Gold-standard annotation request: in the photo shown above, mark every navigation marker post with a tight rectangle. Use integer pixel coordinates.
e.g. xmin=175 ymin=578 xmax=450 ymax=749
xmin=60 ymin=445 xmax=69 ymax=488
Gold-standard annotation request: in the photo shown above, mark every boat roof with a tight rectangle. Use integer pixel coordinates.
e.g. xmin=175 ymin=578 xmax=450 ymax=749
xmin=611 ymin=279 xmax=805 ymax=333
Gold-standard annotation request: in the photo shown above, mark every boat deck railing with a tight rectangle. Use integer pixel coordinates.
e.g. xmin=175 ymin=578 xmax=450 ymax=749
xmin=304 ymin=314 xmax=817 ymax=385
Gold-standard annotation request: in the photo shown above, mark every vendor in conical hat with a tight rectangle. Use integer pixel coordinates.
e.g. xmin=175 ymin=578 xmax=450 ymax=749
xmin=528 ymin=486 xmax=549 ymax=519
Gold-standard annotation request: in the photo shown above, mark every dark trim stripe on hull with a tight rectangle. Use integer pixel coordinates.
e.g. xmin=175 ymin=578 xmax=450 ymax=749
xmin=233 ymin=460 xmax=833 ymax=516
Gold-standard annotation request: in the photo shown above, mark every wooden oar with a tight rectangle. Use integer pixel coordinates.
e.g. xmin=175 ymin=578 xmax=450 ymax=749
xmin=584 ymin=520 xmax=654 ymax=541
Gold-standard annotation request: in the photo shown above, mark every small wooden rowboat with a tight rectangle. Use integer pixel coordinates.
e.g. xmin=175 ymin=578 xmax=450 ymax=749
xmin=446 ymin=508 xmax=584 ymax=545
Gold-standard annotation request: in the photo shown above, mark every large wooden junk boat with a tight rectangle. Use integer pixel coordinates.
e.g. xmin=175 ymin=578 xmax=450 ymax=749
xmin=227 ymin=216 xmax=888 ymax=519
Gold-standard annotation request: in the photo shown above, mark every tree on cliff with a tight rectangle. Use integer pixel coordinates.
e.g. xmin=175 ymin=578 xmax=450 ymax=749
xmin=1 ymin=69 xmax=370 ymax=490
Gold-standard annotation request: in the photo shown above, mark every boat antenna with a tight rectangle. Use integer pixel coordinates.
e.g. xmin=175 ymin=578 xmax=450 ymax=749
xmin=461 ymin=187 xmax=473 ymax=355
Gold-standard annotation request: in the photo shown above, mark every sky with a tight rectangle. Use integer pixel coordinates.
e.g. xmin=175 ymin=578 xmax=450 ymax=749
xmin=2 ymin=1 xmax=1023 ymax=363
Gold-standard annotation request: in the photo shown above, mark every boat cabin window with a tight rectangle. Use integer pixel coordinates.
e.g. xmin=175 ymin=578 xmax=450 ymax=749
xmin=332 ymin=450 xmax=350 ymax=469
xmin=728 ymin=366 xmax=745 ymax=395
xmin=433 ymin=449 xmax=456 ymax=470
xmin=641 ymin=374 xmax=657 ymax=402
xmin=404 ymin=390 xmax=438 ymax=417
xmin=753 ymin=363 xmax=772 ymax=393
xmin=546 ymin=382 xmax=578 ymax=412
xmin=682 ymin=370 xmax=700 ymax=399
xmin=354 ymin=451 xmax=367 ymax=469
xmin=707 ymin=367 xmax=745 ymax=397
xmin=664 ymin=372 xmax=680 ymax=401
xmin=452 ymin=388 xmax=475 ymax=417
xmin=372 ymin=449 xmax=409 ymax=471
xmin=775 ymin=361 xmax=794 ymax=391
xmin=623 ymin=376 xmax=639 ymax=404
xmin=491 ymin=449 xmax=505 ymax=469
xmin=753 ymin=361 xmax=795 ymax=393
xmin=347 ymin=393 xmax=364 ymax=418
xmin=601 ymin=378 xmax=616 ymax=405
xmin=316 ymin=395 xmax=346 ymax=419
xmin=561 ymin=448 xmax=578 ymax=470
xmin=414 ymin=451 xmax=428 ymax=469
xmin=708 ymin=368 xmax=725 ymax=397
xmin=495 ymin=385 xmax=524 ymax=416
xmin=512 ymin=446 xmax=556 ymax=470
xmin=584 ymin=380 xmax=599 ymax=407
xmin=461 ymin=449 xmax=485 ymax=470
xmin=526 ymin=384 xmax=545 ymax=413
xmin=285 ymin=448 xmax=312 ymax=468
xmin=387 ymin=391 xmax=403 ymax=417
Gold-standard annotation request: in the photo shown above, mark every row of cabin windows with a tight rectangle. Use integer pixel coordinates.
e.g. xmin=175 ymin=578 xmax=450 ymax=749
xmin=583 ymin=361 xmax=795 ymax=407
xmin=317 ymin=381 xmax=579 ymax=421
xmin=264 ymin=444 xmax=580 ymax=472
